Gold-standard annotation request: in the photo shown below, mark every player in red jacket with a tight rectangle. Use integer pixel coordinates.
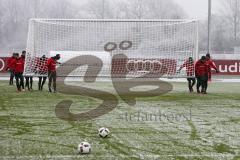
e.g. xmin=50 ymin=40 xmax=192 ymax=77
xmin=12 ymin=53 xmax=25 ymax=92
xmin=195 ymin=56 xmax=208 ymax=94
xmin=178 ymin=57 xmax=195 ymax=92
xmin=37 ymin=55 xmax=48 ymax=91
xmin=22 ymin=51 xmax=34 ymax=91
xmin=203 ymin=53 xmax=220 ymax=94
xmin=6 ymin=53 xmax=17 ymax=85
xmin=47 ymin=54 xmax=60 ymax=92
xmin=206 ymin=53 xmax=219 ymax=81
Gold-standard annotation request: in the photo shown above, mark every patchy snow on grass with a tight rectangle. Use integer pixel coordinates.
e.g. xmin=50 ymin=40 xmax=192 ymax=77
xmin=0 ymin=81 xmax=239 ymax=159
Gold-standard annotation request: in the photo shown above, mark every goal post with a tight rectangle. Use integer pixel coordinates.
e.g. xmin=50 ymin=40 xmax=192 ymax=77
xmin=24 ymin=19 xmax=198 ymax=78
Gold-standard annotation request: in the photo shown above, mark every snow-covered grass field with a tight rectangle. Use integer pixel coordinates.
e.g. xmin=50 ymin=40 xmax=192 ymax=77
xmin=0 ymin=80 xmax=239 ymax=160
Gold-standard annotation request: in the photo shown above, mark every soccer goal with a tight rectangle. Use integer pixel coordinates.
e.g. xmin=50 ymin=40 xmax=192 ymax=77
xmin=24 ymin=19 xmax=198 ymax=78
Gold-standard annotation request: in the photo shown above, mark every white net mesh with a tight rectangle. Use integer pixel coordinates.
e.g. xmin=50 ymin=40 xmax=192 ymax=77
xmin=24 ymin=19 xmax=198 ymax=78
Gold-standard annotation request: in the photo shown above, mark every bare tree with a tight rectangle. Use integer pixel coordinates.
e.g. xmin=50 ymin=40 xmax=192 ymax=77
xmin=127 ymin=0 xmax=146 ymax=19
xmin=199 ymin=14 xmax=236 ymax=52
xmin=115 ymin=0 xmax=186 ymax=19
xmin=143 ymin=0 xmax=186 ymax=19
xmin=0 ymin=0 xmax=80 ymax=50
xmin=0 ymin=0 xmax=4 ymax=46
xmin=0 ymin=0 xmax=186 ymax=51
xmin=80 ymin=0 xmax=115 ymax=19
xmin=211 ymin=15 xmax=233 ymax=51
xmin=220 ymin=0 xmax=240 ymax=46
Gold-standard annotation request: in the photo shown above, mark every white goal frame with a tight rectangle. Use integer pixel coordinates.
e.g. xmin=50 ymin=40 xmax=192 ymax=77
xmin=24 ymin=19 xmax=199 ymax=78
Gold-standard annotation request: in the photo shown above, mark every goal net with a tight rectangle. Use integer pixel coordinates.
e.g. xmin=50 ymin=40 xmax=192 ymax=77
xmin=24 ymin=19 xmax=198 ymax=79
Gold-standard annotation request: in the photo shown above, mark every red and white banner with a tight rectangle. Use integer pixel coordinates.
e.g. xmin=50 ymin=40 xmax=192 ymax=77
xmin=112 ymin=58 xmax=177 ymax=76
xmin=213 ymin=60 xmax=240 ymax=75
xmin=1 ymin=56 xmax=240 ymax=76
xmin=0 ymin=57 xmax=8 ymax=72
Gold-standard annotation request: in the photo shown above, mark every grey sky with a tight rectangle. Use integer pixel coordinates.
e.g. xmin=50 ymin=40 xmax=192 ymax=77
xmin=174 ymin=0 xmax=222 ymax=19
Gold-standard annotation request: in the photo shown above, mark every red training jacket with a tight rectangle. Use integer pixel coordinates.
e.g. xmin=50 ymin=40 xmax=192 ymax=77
xmin=195 ymin=60 xmax=208 ymax=77
xmin=47 ymin=57 xmax=57 ymax=72
xmin=7 ymin=57 xmax=15 ymax=70
xmin=206 ymin=59 xmax=217 ymax=72
xmin=179 ymin=60 xmax=195 ymax=76
xmin=13 ymin=57 xmax=25 ymax=73
xmin=206 ymin=59 xmax=217 ymax=80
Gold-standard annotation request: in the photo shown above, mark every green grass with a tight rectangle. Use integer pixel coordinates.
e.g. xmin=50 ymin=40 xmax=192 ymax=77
xmin=213 ymin=143 xmax=234 ymax=154
xmin=0 ymin=80 xmax=240 ymax=160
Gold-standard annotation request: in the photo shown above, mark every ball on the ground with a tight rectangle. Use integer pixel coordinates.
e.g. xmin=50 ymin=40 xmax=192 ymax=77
xmin=98 ymin=127 xmax=110 ymax=138
xmin=77 ymin=142 xmax=91 ymax=154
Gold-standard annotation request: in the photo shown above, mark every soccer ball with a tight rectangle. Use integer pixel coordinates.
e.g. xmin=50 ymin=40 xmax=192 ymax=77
xmin=77 ymin=142 xmax=91 ymax=154
xmin=98 ymin=127 xmax=110 ymax=138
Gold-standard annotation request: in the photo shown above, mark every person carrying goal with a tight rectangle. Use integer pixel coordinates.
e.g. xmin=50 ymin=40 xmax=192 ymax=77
xmin=178 ymin=57 xmax=195 ymax=93
xmin=206 ymin=53 xmax=219 ymax=81
xmin=204 ymin=53 xmax=219 ymax=90
xmin=22 ymin=51 xmax=33 ymax=91
xmin=37 ymin=55 xmax=48 ymax=91
xmin=12 ymin=53 xmax=25 ymax=92
xmin=6 ymin=53 xmax=17 ymax=85
xmin=195 ymin=56 xmax=208 ymax=94
xmin=47 ymin=54 xmax=60 ymax=93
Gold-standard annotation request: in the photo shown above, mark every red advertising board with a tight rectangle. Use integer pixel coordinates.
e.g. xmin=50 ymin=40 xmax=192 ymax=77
xmin=0 ymin=57 xmax=8 ymax=73
xmin=1 ymin=56 xmax=240 ymax=76
xmin=111 ymin=58 xmax=177 ymax=76
xmin=213 ymin=60 xmax=240 ymax=75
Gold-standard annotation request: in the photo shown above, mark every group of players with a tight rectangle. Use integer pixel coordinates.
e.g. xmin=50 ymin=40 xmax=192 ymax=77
xmin=6 ymin=51 xmax=217 ymax=94
xmin=6 ymin=51 xmax=61 ymax=93
xmin=178 ymin=53 xmax=219 ymax=94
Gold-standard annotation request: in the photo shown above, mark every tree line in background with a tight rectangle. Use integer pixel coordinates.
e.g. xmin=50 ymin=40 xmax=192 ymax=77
xmin=199 ymin=0 xmax=240 ymax=52
xmin=0 ymin=0 xmax=239 ymax=53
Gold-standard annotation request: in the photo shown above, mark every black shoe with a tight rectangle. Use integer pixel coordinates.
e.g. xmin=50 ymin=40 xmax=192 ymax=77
xmin=49 ymin=88 xmax=52 ymax=92
xmin=197 ymin=89 xmax=201 ymax=94
xmin=40 ymin=85 xmax=44 ymax=91
xmin=189 ymin=87 xmax=194 ymax=93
